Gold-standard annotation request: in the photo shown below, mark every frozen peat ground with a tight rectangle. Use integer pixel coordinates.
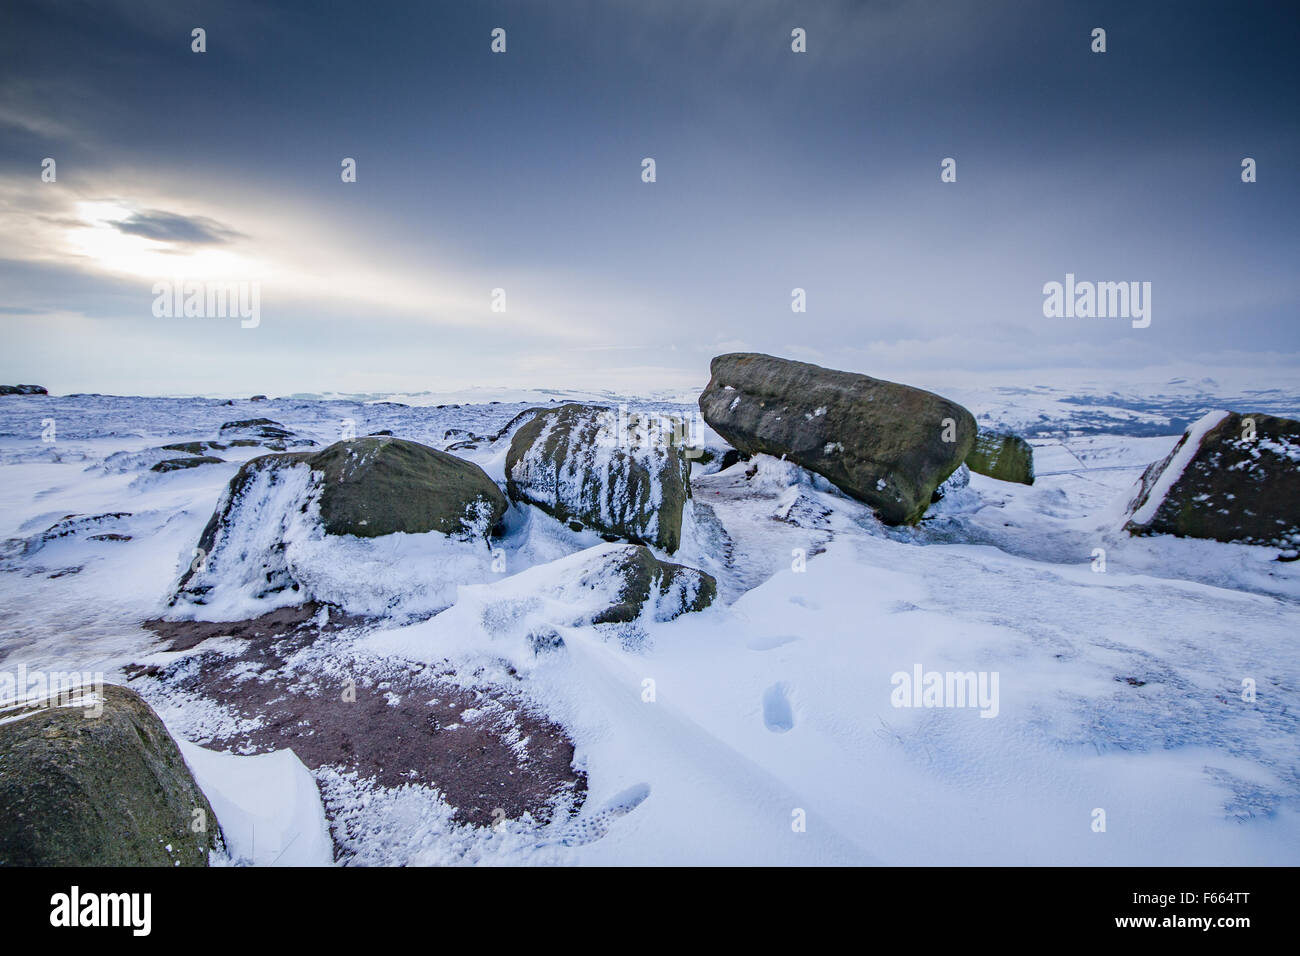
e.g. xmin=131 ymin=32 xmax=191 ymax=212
xmin=2 ymin=378 xmax=1299 ymax=866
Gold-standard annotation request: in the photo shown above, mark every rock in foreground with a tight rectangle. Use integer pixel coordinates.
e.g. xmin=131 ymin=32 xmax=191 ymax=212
xmin=1125 ymin=410 xmax=1300 ymax=546
xmin=698 ymin=353 xmax=976 ymax=524
xmin=506 ymin=404 xmax=692 ymax=553
xmin=0 ymin=684 xmax=219 ymax=866
xmin=966 ymin=429 xmax=1035 ymax=485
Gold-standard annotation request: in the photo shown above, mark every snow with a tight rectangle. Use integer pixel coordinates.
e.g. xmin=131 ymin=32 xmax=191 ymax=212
xmin=179 ymin=741 xmax=334 ymax=866
xmin=1127 ymin=410 xmax=1229 ymax=526
xmin=2 ymin=385 xmax=1298 ymax=865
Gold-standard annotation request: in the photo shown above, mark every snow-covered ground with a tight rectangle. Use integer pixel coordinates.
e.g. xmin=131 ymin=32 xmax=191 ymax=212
xmin=1 ymin=385 xmax=1297 ymax=865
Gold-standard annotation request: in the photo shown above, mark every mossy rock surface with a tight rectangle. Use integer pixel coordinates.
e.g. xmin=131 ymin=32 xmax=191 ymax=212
xmin=161 ymin=441 xmax=228 ymax=455
xmin=965 ymin=429 xmax=1035 ymax=485
xmin=151 ymin=455 xmax=226 ymax=473
xmin=1125 ymin=412 xmax=1300 ymax=546
xmin=698 ymin=353 xmax=976 ymax=524
xmin=309 ymin=437 xmax=507 ymax=538
xmin=588 ymin=545 xmax=717 ymax=624
xmin=0 ymin=684 xmax=219 ymax=866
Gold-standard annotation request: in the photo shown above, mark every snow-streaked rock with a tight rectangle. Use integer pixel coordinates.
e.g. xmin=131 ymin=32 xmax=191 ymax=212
xmin=170 ymin=438 xmax=507 ymax=619
xmin=506 ymin=403 xmax=692 ymax=553
xmin=1125 ymin=410 xmax=1300 ymax=546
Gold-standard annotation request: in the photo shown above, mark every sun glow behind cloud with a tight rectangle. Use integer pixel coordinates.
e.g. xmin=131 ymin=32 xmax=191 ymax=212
xmin=4 ymin=181 xmax=599 ymax=343
xmin=0 ymin=171 xmax=658 ymax=394
xmin=63 ymin=200 xmax=260 ymax=281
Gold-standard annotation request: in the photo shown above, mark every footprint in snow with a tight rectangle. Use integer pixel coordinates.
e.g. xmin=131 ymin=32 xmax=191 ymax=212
xmin=542 ymin=783 xmax=651 ymax=848
xmin=762 ymin=682 xmax=795 ymax=733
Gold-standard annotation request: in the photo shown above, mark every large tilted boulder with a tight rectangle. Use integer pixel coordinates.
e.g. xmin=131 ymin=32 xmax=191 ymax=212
xmin=0 ymin=684 xmax=220 ymax=866
xmin=506 ymin=404 xmax=692 ymax=553
xmin=1124 ymin=411 xmax=1300 ymax=547
xmin=698 ymin=353 xmax=976 ymax=524
xmin=966 ymin=429 xmax=1035 ymax=485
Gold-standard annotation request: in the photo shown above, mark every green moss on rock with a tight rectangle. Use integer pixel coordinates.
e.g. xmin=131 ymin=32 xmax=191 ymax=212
xmin=0 ymin=684 xmax=220 ymax=866
xmin=965 ymin=429 xmax=1035 ymax=485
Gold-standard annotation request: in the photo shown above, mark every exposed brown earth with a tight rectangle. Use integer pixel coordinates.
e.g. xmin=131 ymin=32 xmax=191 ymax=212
xmin=134 ymin=604 xmax=586 ymax=855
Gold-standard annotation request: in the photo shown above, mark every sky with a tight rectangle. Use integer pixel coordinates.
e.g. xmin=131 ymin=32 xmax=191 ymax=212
xmin=1 ymin=0 xmax=1297 ymax=397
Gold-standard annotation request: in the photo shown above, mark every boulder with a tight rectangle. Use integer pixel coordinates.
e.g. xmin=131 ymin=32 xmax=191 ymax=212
xmin=0 ymin=684 xmax=220 ymax=866
xmin=190 ymin=436 xmax=504 ymax=552
xmin=308 ymin=437 xmax=507 ymax=538
xmin=698 ymin=353 xmax=976 ymax=524
xmin=1124 ymin=411 xmax=1300 ymax=546
xmin=174 ymin=437 xmax=512 ymax=608
xmin=151 ymin=455 xmax=226 ymax=473
xmin=966 ymin=429 xmax=1035 ymax=484
xmin=218 ymin=418 xmax=314 ymax=450
xmin=588 ymin=544 xmax=718 ymax=624
xmin=0 ymin=384 xmax=48 ymax=395
xmin=506 ymin=404 xmax=692 ymax=553
xmin=17 ymin=512 xmax=132 ymax=556
xmin=161 ymin=441 xmax=228 ymax=455
xmin=174 ymin=437 xmax=507 ymax=605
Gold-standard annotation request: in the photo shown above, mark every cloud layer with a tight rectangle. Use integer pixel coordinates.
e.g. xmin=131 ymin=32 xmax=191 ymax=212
xmin=1 ymin=0 xmax=1296 ymax=395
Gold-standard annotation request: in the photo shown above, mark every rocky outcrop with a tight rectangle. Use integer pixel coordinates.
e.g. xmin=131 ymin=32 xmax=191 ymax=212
xmin=152 ymin=455 xmax=226 ymax=473
xmin=1124 ymin=411 xmax=1300 ymax=547
xmin=0 ymin=384 xmax=47 ymax=395
xmin=308 ymin=437 xmax=507 ymax=538
xmin=161 ymin=441 xmax=230 ymax=456
xmin=966 ymin=429 xmax=1035 ymax=485
xmin=586 ymin=544 xmax=718 ymax=624
xmin=698 ymin=353 xmax=976 ymax=524
xmin=218 ymin=418 xmax=314 ymax=451
xmin=506 ymin=404 xmax=692 ymax=553
xmin=0 ymin=684 xmax=220 ymax=866
xmin=173 ymin=437 xmax=506 ymax=606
